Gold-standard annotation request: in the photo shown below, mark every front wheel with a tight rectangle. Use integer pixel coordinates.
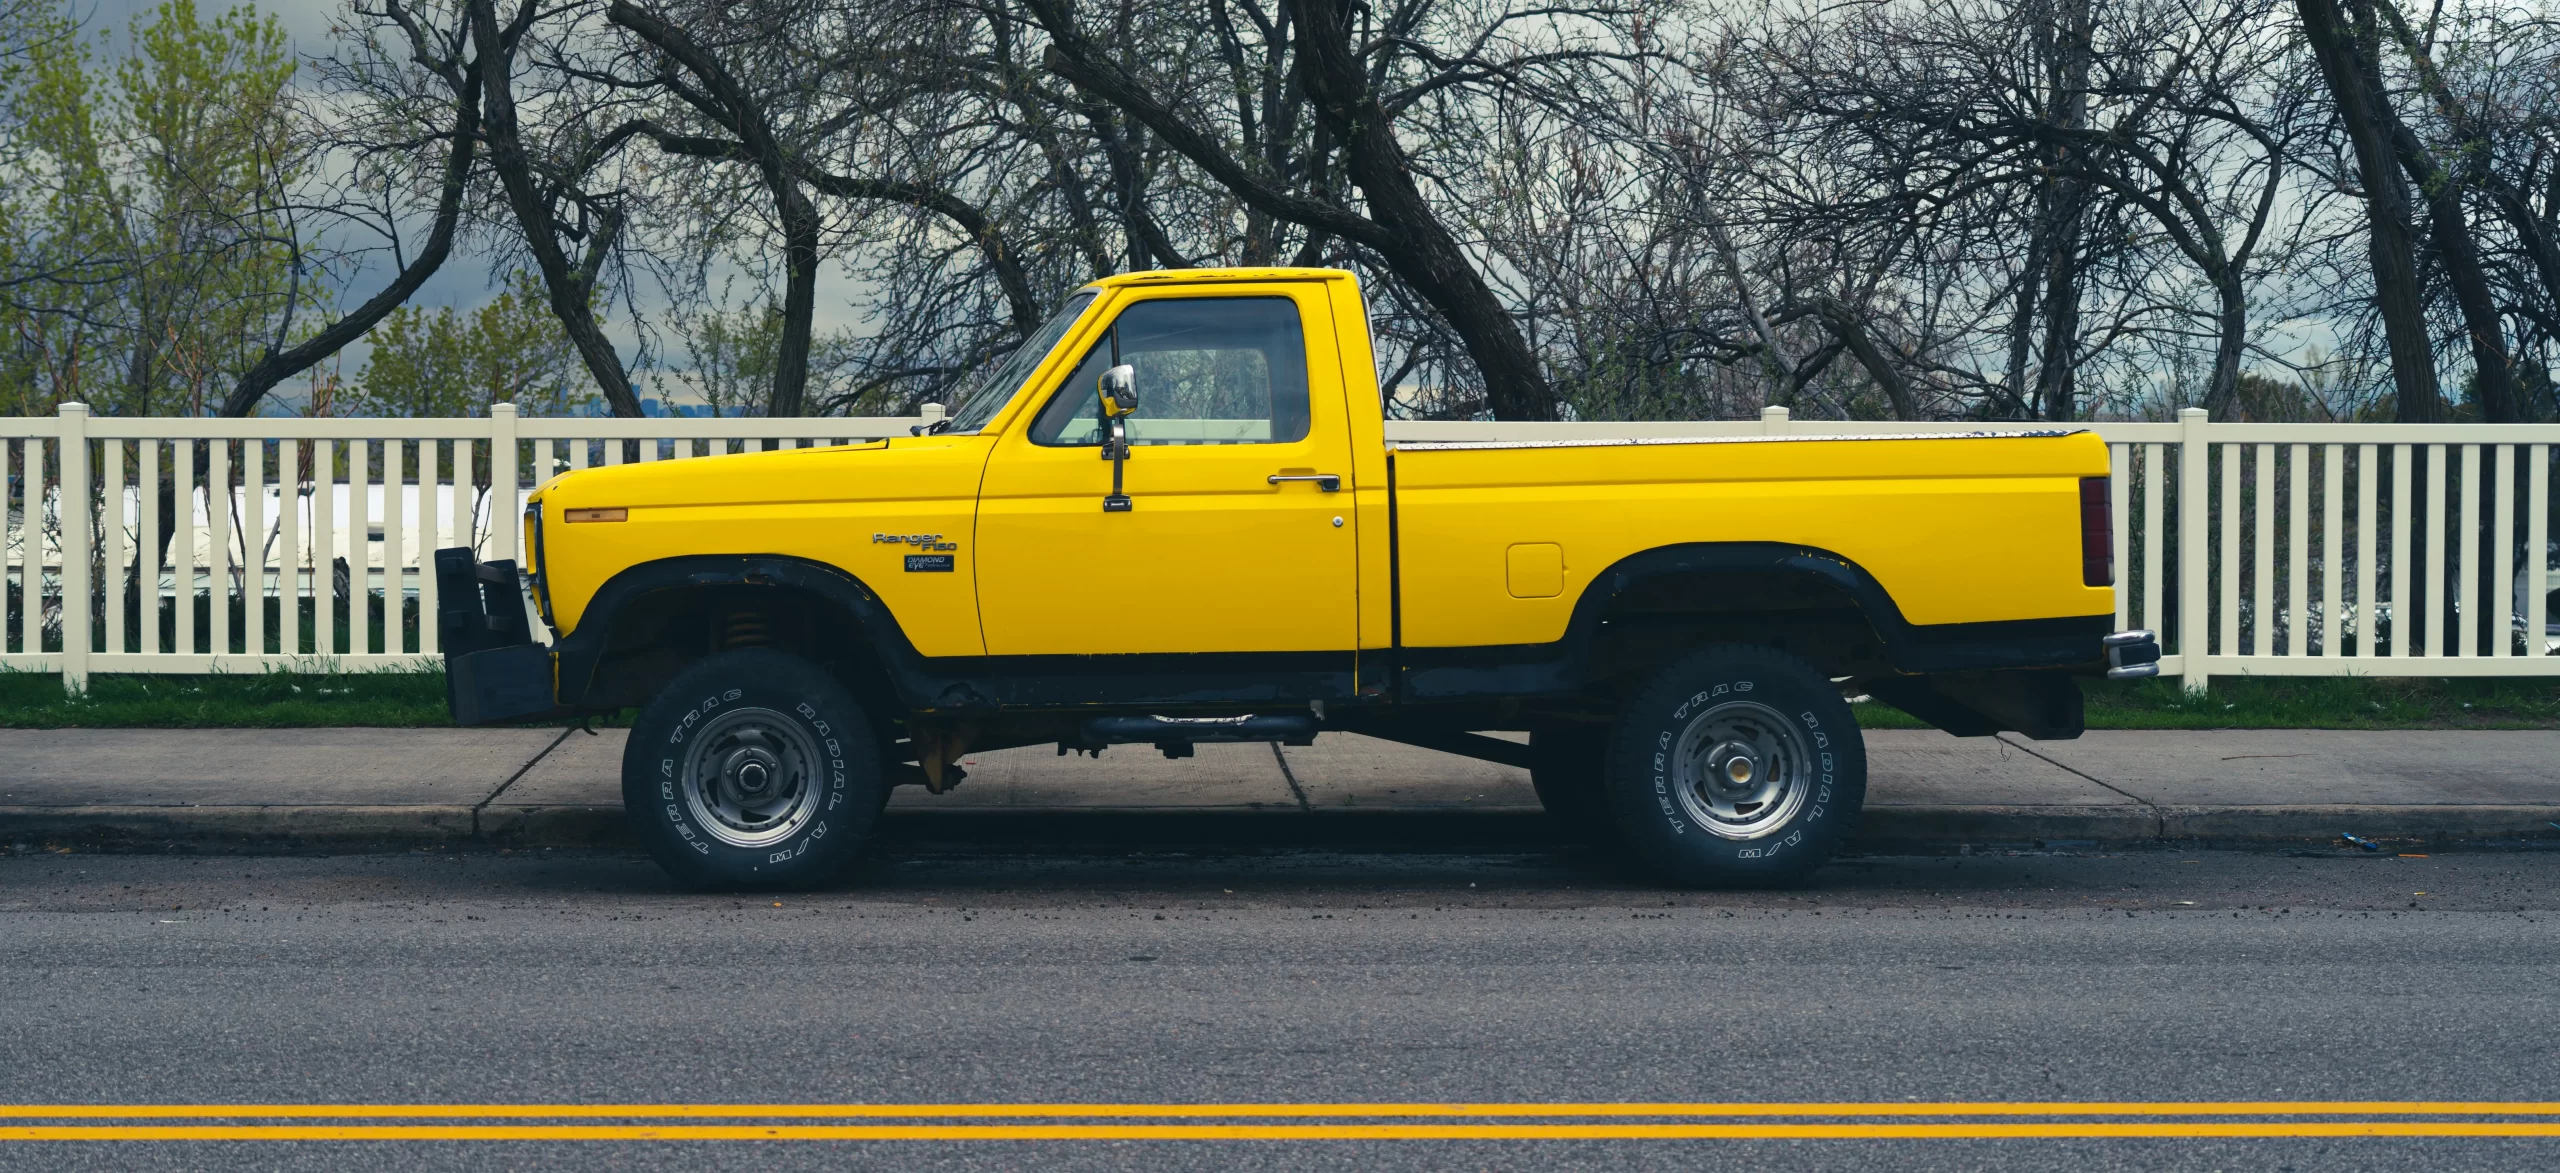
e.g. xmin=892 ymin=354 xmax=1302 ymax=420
xmin=621 ymin=648 xmax=885 ymax=891
xmin=1603 ymin=645 xmax=1865 ymax=886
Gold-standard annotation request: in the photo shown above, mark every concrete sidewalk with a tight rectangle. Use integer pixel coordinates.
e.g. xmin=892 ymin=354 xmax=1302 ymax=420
xmin=2 ymin=726 xmax=2556 ymax=852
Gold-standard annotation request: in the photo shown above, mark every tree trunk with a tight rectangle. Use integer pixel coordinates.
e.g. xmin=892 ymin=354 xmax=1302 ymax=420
xmin=2374 ymin=0 xmax=2556 ymax=411
xmin=2203 ymin=270 xmax=2248 ymax=419
xmin=2297 ymin=0 xmax=2443 ymax=422
xmin=2033 ymin=0 xmax=2093 ymax=423
xmin=220 ymin=67 xmax=481 ymax=418
xmin=2034 ymin=230 xmax=2085 ymax=421
xmin=1818 ymin=299 xmax=1919 ymax=421
xmin=770 ymin=214 xmax=818 ymax=418
xmin=2343 ymin=0 xmax=2516 ymax=420
xmin=468 ymin=0 xmax=645 ymax=418
xmin=2004 ymin=250 xmax=2042 ymax=416
xmin=607 ymin=2 xmax=820 ymax=417
xmin=1284 ymin=0 xmax=1552 ymax=420
xmin=1027 ymin=0 xmax=1555 ymax=419
xmin=2405 ymin=149 xmax=2520 ymax=421
xmin=2376 ymin=98 xmax=2521 ymax=421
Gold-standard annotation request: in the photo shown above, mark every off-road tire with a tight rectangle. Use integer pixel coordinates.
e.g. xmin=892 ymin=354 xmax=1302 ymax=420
xmin=1602 ymin=644 xmax=1866 ymax=886
xmin=622 ymin=648 xmax=884 ymax=891
xmin=1529 ymin=721 xmax=1615 ymax=843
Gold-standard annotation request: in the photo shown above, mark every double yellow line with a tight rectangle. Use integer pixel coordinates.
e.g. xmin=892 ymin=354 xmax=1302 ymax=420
xmin=4 ymin=1102 xmax=2557 ymax=1141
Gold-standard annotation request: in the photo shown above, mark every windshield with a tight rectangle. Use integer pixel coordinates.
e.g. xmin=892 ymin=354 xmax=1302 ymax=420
xmin=940 ymin=292 xmax=1096 ymax=434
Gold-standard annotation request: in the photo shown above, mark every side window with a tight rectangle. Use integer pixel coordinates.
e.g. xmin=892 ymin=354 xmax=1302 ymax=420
xmin=1028 ymin=296 xmax=1312 ymax=446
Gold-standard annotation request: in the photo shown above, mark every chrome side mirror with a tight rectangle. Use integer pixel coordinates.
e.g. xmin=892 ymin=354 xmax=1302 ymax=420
xmin=1098 ymin=364 xmax=1138 ymax=418
xmin=1098 ymin=363 xmax=1137 ymax=513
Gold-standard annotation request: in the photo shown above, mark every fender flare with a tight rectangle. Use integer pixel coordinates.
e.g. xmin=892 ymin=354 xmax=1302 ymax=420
xmin=1399 ymin=542 xmax=2109 ymax=699
xmin=1561 ymin=542 xmax=2108 ymax=675
xmin=552 ymin=554 xmax=930 ymax=707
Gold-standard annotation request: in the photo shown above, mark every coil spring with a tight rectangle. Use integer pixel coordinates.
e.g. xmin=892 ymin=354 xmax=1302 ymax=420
xmin=721 ymin=611 xmax=772 ymax=649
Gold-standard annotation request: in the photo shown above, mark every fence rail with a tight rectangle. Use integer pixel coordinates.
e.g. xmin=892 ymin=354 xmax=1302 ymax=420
xmin=4 ymin=403 xmax=2554 ymax=692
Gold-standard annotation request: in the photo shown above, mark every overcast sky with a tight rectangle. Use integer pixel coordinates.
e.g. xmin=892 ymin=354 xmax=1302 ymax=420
xmin=66 ymin=0 xmax=899 ymax=404
xmin=81 ymin=0 xmax=342 ymax=62
xmin=77 ymin=0 xmax=527 ymax=323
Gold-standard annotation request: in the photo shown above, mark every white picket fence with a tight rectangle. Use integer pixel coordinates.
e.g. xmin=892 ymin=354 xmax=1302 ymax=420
xmin=3 ymin=402 xmax=2554 ymax=692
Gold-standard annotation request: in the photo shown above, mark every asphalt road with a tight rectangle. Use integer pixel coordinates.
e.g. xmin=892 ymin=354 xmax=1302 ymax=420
xmin=2 ymin=839 xmax=2556 ymax=1171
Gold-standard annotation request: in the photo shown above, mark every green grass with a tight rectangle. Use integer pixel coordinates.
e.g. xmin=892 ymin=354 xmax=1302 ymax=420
xmin=1855 ymin=674 xmax=2560 ymax=731
xmin=0 ymin=668 xmax=459 ymax=728
xmin=6 ymin=669 xmax=2556 ymax=731
xmin=2078 ymin=675 xmax=2560 ymax=729
xmin=1846 ymin=700 xmax=1934 ymax=730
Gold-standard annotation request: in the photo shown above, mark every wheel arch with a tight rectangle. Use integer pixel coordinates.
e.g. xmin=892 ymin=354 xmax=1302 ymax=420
xmin=553 ymin=554 xmax=929 ymax=713
xmin=1564 ymin=542 xmax=1905 ymax=684
xmin=1399 ymin=541 xmax=2110 ymax=702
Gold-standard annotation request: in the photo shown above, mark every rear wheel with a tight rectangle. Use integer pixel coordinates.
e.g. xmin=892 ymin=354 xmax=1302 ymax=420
xmin=1603 ymin=644 xmax=1865 ymax=886
xmin=622 ymin=648 xmax=884 ymax=891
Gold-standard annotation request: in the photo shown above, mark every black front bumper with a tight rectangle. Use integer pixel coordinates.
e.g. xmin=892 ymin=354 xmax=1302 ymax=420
xmin=435 ymin=546 xmax=562 ymax=726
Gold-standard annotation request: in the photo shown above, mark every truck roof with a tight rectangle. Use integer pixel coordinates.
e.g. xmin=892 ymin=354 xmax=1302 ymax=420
xmin=1087 ymin=267 xmax=1357 ymax=290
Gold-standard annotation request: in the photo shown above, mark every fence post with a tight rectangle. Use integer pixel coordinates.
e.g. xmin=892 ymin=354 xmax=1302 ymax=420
xmin=489 ymin=403 xmax=519 ymax=564
xmin=919 ymin=402 xmax=946 ymax=428
xmin=56 ymin=400 xmax=89 ymax=695
xmin=1760 ymin=405 xmax=1789 ymax=435
xmin=2177 ymin=407 xmax=2210 ymax=694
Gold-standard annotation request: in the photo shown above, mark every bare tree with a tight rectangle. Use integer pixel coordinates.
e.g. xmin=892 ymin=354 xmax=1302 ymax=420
xmin=468 ymin=0 xmax=646 ymax=417
xmin=222 ymin=0 xmax=483 ymax=417
xmin=1749 ymin=0 xmax=2300 ymax=420
xmin=2297 ymin=0 xmax=2443 ymax=420
xmin=1022 ymin=0 xmax=1645 ymax=420
xmin=33 ymin=0 xmax=2560 ymax=430
xmin=604 ymin=1 xmax=824 ymax=415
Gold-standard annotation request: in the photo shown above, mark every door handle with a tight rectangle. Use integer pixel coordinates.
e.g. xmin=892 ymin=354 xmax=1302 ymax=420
xmin=1268 ymin=473 xmax=1342 ymax=492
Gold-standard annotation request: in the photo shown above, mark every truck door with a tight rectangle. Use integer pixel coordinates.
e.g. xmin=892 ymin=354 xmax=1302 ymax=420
xmin=974 ymin=284 xmax=1360 ymax=678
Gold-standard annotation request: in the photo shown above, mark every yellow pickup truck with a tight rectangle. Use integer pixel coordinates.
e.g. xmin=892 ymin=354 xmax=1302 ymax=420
xmin=436 ymin=267 xmax=2158 ymax=891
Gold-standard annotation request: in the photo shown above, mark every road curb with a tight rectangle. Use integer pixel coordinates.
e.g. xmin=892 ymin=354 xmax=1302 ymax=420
xmin=0 ymin=805 xmax=483 ymax=851
xmin=1857 ymin=804 xmax=2560 ymax=850
xmin=2157 ymin=804 xmax=2560 ymax=845
xmin=7 ymin=802 xmax=2560 ymax=854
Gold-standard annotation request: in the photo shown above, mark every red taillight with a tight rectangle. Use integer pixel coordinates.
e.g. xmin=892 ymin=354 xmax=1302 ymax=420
xmin=2080 ymin=476 xmax=2113 ymax=587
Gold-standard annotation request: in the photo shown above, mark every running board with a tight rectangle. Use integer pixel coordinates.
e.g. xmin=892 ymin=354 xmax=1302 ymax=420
xmin=1078 ymin=714 xmax=1320 ymax=759
xmin=1071 ymin=716 xmax=1534 ymax=769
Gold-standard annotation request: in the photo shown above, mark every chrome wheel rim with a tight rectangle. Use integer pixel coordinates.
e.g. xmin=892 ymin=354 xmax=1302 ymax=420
xmin=679 ymin=706 xmax=826 ymax=849
xmin=1669 ymin=700 xmax=1811 ymax=840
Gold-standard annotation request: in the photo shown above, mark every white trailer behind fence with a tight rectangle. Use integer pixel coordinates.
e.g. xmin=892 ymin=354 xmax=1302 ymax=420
xmin=2 ymin=403 xmax=2553 ymax=692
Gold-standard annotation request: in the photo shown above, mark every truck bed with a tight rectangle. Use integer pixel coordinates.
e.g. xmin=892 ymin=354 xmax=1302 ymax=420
xmin=1389 ymin=430 xmax=2115 ymax=652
